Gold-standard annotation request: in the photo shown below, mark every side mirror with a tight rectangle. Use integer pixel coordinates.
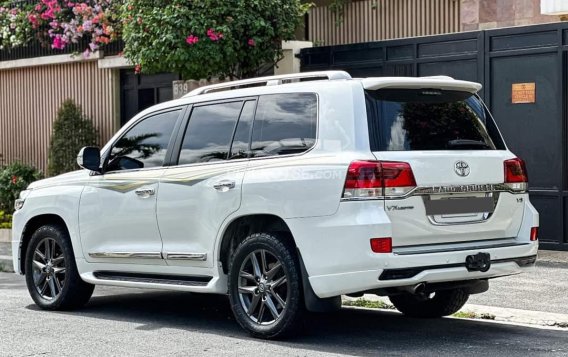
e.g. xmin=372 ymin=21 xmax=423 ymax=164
xmin=77 ymin=146 xmax=101 ymax=172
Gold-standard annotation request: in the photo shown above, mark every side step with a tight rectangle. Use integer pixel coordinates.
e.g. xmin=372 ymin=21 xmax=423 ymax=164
xmin=93 ymin=271 xmax=212 ymax=287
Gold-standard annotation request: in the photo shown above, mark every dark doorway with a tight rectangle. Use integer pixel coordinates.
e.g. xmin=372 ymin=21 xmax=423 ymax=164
xmin=120 ymin=70 xmax=181 ymax=126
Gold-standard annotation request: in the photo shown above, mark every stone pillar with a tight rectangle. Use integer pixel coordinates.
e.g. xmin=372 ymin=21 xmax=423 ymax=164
xmin=274 ymin=41 xmax=313 ymax=75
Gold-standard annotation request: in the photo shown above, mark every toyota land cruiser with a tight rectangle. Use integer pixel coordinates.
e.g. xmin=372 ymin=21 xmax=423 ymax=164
xmin=12 ymin=71 xmax=538 ymax=338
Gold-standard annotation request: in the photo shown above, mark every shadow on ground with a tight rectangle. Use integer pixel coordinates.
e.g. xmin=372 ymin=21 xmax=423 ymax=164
xmin=25 ymin=288 xmax=568 ymax=356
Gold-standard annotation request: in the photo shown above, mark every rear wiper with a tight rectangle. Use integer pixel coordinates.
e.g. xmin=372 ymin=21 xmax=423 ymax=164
xmin=446 ymin=139 xmax=492 ymax=150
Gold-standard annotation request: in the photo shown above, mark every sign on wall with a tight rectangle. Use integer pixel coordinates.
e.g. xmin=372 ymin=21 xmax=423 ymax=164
xmin=511 ymin=83 xmax=536 ymax=104
xmin=172 ymin=78 xmax=228 ymax=99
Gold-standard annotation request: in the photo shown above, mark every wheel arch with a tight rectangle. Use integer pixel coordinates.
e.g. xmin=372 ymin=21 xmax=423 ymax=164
xmin=217 ymin=213 xmax=341 ymax=312
xmin=217 ymin=214 xmax=294 ymax=275
xmin=19 ymin=214 xmax=70 ymax=275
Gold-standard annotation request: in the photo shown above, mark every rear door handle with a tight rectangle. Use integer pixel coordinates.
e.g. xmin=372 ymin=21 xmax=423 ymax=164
xmin=213 ymin=180 xmax=236 ymax=192
xmin=135 ymin=187 xmax=155 ymax=198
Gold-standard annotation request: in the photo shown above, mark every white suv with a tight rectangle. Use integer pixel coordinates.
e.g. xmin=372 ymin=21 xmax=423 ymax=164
xmin=12 ymin=71 xmax=539 ymax=338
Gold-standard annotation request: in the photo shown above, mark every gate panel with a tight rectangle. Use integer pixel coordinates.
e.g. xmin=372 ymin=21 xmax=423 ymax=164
xmin=489 ymin=52 xmax=562 ymax=245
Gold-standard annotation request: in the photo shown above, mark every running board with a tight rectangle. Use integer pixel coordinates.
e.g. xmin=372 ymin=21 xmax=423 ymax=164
xmin=93 ymin=271 xmax=212 ymax=287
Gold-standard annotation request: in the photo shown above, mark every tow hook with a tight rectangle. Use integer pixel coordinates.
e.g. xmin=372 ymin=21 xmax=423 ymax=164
xmin=465 ymin=252 xmax=491 ymax=272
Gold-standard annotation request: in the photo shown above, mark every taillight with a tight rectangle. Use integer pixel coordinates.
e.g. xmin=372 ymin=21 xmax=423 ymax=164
xmin=343 ymin=160 xmax=416 ymax=199
xmin=504 ymin=158 xmax=528 ymax=192
xmin=530 ymin=227 xmax=538 ymax=241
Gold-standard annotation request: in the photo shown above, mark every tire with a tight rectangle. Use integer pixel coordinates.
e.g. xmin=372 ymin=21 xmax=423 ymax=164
xmin=228 ymin=233 xmax=304 ymax=339
xmin=389 ymin=288 xmax=470 ymax=318
xmin=25 ymin=224 xmax=94 ymax=310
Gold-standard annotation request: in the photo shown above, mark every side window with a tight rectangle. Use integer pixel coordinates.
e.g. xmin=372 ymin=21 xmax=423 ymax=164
xmin=229 ymin=100 xmax=256 ymax=160
xmin=107 ymin=110 xmax=180 ymax=171
xmin=251 ymin=93 xmax=317 ymax=157
xmin=178 ymin=101 xmax=243 ymax=165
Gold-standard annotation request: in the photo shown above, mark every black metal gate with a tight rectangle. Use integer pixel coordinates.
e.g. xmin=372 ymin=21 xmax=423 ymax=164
xmin=300 ymin=23 xmax=568 ymax=250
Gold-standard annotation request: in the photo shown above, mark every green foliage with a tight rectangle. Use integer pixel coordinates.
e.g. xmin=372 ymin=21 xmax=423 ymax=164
xmin=328 ymin=0 xmax=350 ymax=26
xmin=48 ymin=99 xmax=98 ymax=176
xmin=0 ymin=210 xmax=12 ymax=229
xmin=0 ymin=162 xmax=43 ymax=214
xmin=121 ymin=0 xmax=311 ymax=80
xmin=453 ymin=311 xmax=496 ymax=320
xmin=343 ymin=298 xmax=395 ymax=310
xmin=0 ymin=5 xmax=34 ymax=50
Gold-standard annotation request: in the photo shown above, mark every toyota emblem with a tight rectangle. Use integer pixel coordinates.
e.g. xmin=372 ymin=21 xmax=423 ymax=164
xmin=454 ymin=161 xmax=470 ymax=177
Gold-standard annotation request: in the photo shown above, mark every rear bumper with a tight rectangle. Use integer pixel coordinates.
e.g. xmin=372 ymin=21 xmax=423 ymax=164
xmin=288 ymin=198 xmax=539 ymax=299
xmin=307 ymin=242 xmax=538 ymax=298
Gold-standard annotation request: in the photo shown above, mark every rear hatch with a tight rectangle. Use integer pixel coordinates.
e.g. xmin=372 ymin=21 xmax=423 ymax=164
xmin=364 ymin=87 xmax=526 ymax=247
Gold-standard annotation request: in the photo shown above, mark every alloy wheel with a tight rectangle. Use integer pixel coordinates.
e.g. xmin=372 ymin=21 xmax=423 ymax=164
xmin=237 ymin=249 xmax=289 ymax=325
xmin=31 ymin=237 xmax=66 ymax=300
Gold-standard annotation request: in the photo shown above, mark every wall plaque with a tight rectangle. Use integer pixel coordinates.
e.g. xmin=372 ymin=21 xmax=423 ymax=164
xmin=512 ymin=83 xmax=536 ymax=104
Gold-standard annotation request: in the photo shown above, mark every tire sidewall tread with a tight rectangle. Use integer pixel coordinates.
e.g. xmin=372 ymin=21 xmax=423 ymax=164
xmin=228 ymin=232 xmax=304 ymax=339
xmin=24 ymin=224 xmax=94 ymax=311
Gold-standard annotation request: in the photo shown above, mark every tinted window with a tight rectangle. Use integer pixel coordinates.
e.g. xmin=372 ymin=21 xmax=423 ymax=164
xmin=251 ymin=93 xmax=317 ymax=157
xmin=366 ymin=89 xmax=505 ymax=151
xmin=107 ymin=110 xmax=180 ymax=171
xmin=229 ymin=100 xmax=256 ymax=160
xmin=178 ymin=101 xmax=243 ymax=165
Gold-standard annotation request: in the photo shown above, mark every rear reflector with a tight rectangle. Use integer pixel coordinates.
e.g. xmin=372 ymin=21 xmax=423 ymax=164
xmin=504 ymin=158 xmax=528 ymax=192
xmin=530 ymin=227 xmax=538 ymax=241
xmin=370 ymin=237 xmax=392 ymax=253
xmin=343 ymin=160 xmax=416 ymax=199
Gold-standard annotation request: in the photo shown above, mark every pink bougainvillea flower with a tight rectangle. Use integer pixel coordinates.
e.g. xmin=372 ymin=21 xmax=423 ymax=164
xmin=52 ymin=35 xmax=66 ymax=50
xmin=248 ymin=38 xmax=256 ymax=47
xmin=207 ymin=28 xmax=218 ymax=41
xmin=11 ymin=176 xmax=18 ymax=184
xmin=186 ymin=35 xmax=199 ymax=45
xmin=82 ymin=49 xmax=91 ymax=58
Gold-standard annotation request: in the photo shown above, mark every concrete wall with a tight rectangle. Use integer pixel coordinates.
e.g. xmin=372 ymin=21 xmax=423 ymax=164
xmin=461 ymin=0 xmax=563 ymax=31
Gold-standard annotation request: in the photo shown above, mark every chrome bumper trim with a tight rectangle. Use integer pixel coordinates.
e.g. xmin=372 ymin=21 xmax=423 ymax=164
xmin=393 ymin=239 xmax=526 ymax=256
xmin=165 ymin=253 xmax=207 ymax=261
xmin=88 ymin=252 xmax=163 ymax=259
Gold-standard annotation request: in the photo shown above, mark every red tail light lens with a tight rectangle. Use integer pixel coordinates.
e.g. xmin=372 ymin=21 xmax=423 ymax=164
xmin=530 ymin=227 xmax=538 ymax=241
xmin=370 ymin=237 xmax=392 ymax=253
xmin=504 ymin=158 xmax=528 ymax=183
xmin=343 ymin=160 xmax=416 ymax=199
xmin=381 ymin=161 xmax=417 ymax=197
xmin=504 ymin=158 xmax=528 ymax=192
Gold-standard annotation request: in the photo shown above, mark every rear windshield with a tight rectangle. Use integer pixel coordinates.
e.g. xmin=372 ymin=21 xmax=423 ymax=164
xmin=366 ymin=89 xmax=506 ymax=151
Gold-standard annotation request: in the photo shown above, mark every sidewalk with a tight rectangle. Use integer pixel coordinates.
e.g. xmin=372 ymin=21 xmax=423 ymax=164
xmin=0 ymin=241 xmax=12 ymax=272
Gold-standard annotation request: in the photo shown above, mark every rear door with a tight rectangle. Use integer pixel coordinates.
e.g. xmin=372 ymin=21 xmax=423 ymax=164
xmin=365 ymin=88 xmax=525 ymax=247
xmin=157 ymin=99 xmax=254 ymax=268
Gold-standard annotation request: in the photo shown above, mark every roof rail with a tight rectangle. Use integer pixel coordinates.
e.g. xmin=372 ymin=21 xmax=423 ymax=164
xmin=183 ymin=71 xmax=352 ymax=97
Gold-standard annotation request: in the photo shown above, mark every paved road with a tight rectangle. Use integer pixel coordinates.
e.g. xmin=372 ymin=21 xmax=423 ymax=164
xmin=469 ymin=260 xmax=568 ymax=314
xmin=1 ymin=273 xmax=566 ymax=357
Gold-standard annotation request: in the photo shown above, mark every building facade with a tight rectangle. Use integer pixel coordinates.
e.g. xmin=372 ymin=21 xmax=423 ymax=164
xmin=0 ymin=0 xmax=565 ymax=172
xmin=306 ymin=0 xmax=564 ymax=46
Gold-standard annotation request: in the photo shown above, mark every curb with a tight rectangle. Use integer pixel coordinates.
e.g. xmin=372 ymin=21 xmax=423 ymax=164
xmin=0 ymin=258 xmax=14 ymax=272
xmin=343 ymin=295 xmax=568 ymax=330
xmin=0 ymin=254 xmax=14 ymax=273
